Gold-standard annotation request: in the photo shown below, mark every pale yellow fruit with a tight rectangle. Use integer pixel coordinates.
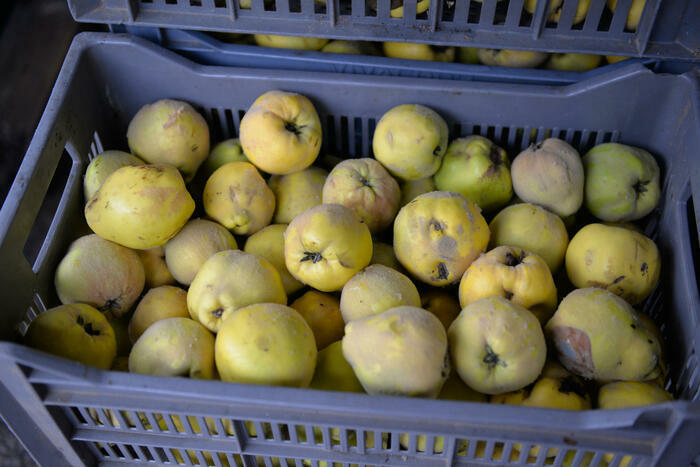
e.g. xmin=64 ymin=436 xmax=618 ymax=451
xmin=187 ymin=250 xmax=287 ymax=333
xmin=546 ymin=53 xmax=602 ymax=72
xmin=309 ymin=341 xmax=364 ymax=392
xmin=126 ymin=99 xmax=210 ymax=182
xmin=637 ymin=312 xmax=668 ymax=385
xmin=566 ymin=223 xmax=660 ymax=305
xmin=164 ymin=218 xmax=238 ymax=285
xmin=477 ymin=49 xmax=549 ymax=68
xmin=137 ymin=247 xmax=175 ymax=288
xmin=322 ymin=158 xmax=400 ymax=233
xmin=459 ymin=246 xmax=557 ymax=324
xmin=457 ymin=47 xmax=480 ymax=64
xmin=83 ymin=150 xmax=144 ymax=202
xmin=203 ymin=161 xmax=275 ymax=235
xmin=370 ymin=241 xmax=404 ymax=272
xmin=607 ymin=0 xmax=645 ymax=30
xmin=215 ymin=303 xmax=317 ymax=387
xmin=321 ymin=40 xmax=380 ymax=55
xmin=382 ymin=42 xmax=455 ymax=62
xmin=545 ymin=288 xmax=662 ymax=381
xmin=524 ymin=0 xmax=591 ymax=24
xmin=244 ymin=224 xmax=304 ymax=295
xmin=269 ymin=167 xmax=327 ymax=224
xmin=598 ymin=381 xmax=672 ymax=409
xmin=128 ymin=286 xmax=189 ymax=343
xmin=129 ymin=317 xmax=215 ymax=379
xmin=343 ymin=306 xmax=449 ymax=397
xmin=607 ymin=55 xmax=629 ymax=64
xmin=253 ymin=34 xmax=328 ymax=50
xmin=290 ymin=291 xmax=344 ymax=351
xmin=340 ymin=264 xmax=421 ymax=322
xmin=373 ymin=104 xmax=449 ymax=180
xmin=25 ymin=304 xmax=116 ymax=370
xmin=393 ymin=191 xmax=489 ymax=286
xmin=449 ymin=296 xmax=546 ymax=395
xmin=399 ymin=177 xmax=435 ymax=207
xmin=285 ymin=204 xmax=373 ymax=292
xmin=489 ymin=203 xmax=568 ymax=272
xmin=421 ymin=288 xmax=461 ymax=330
xmin=438 ymin=373 xmax=488 ymax=402
xmin=85 ymin=164 xmax=195 ymax=249
xmin=55 ymin=234 xmax=145 ymax=319
xmin=199 ymin=138 xmax=248 ymax=181
xmin=239 ymin=90 xmax=322 ymax=175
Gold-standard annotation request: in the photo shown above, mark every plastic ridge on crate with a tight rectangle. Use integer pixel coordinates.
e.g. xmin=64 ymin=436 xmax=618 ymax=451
xmin=1 ymin=32 xmax=700 ymax=467
xmin=68 ymin=0 xmax=700 ymax=59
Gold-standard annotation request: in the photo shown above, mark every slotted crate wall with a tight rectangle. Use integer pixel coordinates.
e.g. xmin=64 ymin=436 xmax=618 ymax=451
xmin=0 ymin=33 xmax=699 ymax=466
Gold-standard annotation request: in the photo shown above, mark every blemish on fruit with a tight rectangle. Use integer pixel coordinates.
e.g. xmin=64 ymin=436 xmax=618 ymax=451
xmin=630 ymin=323 xmax=637 ymax=329
xmin=612 ymin=276 xmax=626 ymax=285
xmin=503 ymin=290 xmax=514 ymax=300
xmin=429 ymin=218 xmax=445 ymax=232
xmin=435 ymin=262 xmax=449 ymax=281
xmin=641 ymin=262 xmax=648 ymax=275
xmin=433 ymin=145 xmax=441 ymax=156
xmin=301 ymin=251 xmax=323 ymax=264
xmin=558 ymin=376 xmax=586 ymax=398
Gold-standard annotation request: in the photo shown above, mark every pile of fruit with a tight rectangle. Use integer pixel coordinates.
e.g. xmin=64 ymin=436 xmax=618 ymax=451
xmin=26 ymin=89 xmax=673 ymax=422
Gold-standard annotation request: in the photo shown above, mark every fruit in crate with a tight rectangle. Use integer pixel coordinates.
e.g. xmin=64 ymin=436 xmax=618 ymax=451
xmin=187 ymin=250 xmax=287 ymax=333
xmin=215 ymin=303 xmax=317 ymax=387
xmin=545 ymin=288 xmax=662 ymax=381
xmin=438 ymin=373 xmax=488 ymax=402
xmin=126 ymin=99 xmax=210 ymax=182
xmin=393 ymin=191 xmax=489 ymax=286
xmin=546 ymin=53 xmax=602 ymax=72
xmin=164 ymin=218 xmax=237 ymax=286
xmin=343 ymin=306 xmax=449 ymax=397
xmin=85 ymin=164 xmax=195 ymax=249
xmin=511 ymin=138 xmax=584 ymax=217
xmin=108 ymin=317 xmax=131 ymax=357
xmin=83 ymin=150 xmax=144 ymax=201
xmin=340 ymin=264 xmax=421 ymax=322
xmin=322 ymin=157 xmax=401 ymax=233
xmin=370 ymin=241 xmax=404 ymax=272
xmin=128 ymin=285 xmax=189 ymax=343
xmin=637 ymin=312 xmax=668 ymax=385
xmin=524 ymin=0 xmax=592 ymax=25
xmin=373 ymin=104 xmax=449 ymax=180
xmin=25 ymin=303 xmax=116 ymax=370
xmin=366 ymin=0 xmax=431 ymax=18
xmin=203 ymin=161 xmax=275 ymax=235
xmin=566 ymin=223 xmax=660 ymax=304
xmin=309 ymin=341 xmax=364 ymax=393
xmin=382 ymin=42 xmax=455 ymax=62
xmin=477 ymin=49 xmax=549 ymax=68
xmin=459 ymin=246 xmax=557 ymax=324
xmin=129 ymin=317 xmax=215 ymax=379
xmin=489 ymin=203 xmax=569 ymax=272
xmin=607 ymin=0 xmax=646 ymax=31
xmin=598 ymin=381 xmax=673 ymax=409
xmin=322 ymin=40 xmax=380 ymax=56
xmin=268 ymin=167 xmax=327 ymax=224
xmin=457 ymin=47 xmax=480 ymax=64
xmin=137 ymin=247 xmax=175 ymax=288
xmin=434 ymin=135 xmax=513 ymax=212
xmin=399 ymin=177 xmax=436 ymax=207
xmin=55 ymin=234 xmax=145 ymax=319
xmin=198 ymin=138 xmax=248 ymax=181
xmin=421 ymin=288 xmax=461 ymax=330
xmin=583 ymin=142 xmax=661 ymax=222
xmin=284 ymin=204 xmax=372 ymax=292
xmin=448 ymin=296 xmax=546 ymax=395
xmin=607 ymin=55 xmax=629 ymax=64
xmin=240 ymin=90 xmax=322 ymax=174
xmin=244 ymin=224 xmax=304 ymax=295
xmin=290 ymin=291 xmax=345 ymax=351
xmin=253 ymin=34 xmax=329 ymax=51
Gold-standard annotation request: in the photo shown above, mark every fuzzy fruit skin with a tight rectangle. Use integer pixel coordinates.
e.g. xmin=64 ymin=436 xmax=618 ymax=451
xmin=370 ymin=241 xmax=404 ymax=272
xmin=199 ymin=138 xmax=248 ymax=181
xmin=598 ymin=381 xmax=672 ymax=409
xmin=546 ymin=53 xmax=601 ymax=72
xmin=290 ymin=291 xmax=344 ymax=350
xmin=309 ymin=341 xmax=364 ymax=392
xmin=85 ymin=164 xmax=195 ymax=249
xmin=524 ymin=0 xmax=591 ymax=24
xmin=489 ymin=203 xmax=568 ymax=272
xmin=421 ymin=288 xmax=461 ymax=330
xmin=188 ymin=250 xmax=287 ymax=333
xmin=343 ymin=306 xmax=449 ymax=397
xmin=399 ymin=177 xmax=435 ymax=207
xmin=128 ymin=286 xmax=189 ymax=343
xmin=565 ymin=223 xmax=660 ymax=305
xmin=137 ymin=247 xmax=175 ymax=288
xmin=434 ymin=136 xmax=513 ymax=212
xmin=448 ymin=296 xmax=546 ymax=395
xmin=269 ymin=167 xmax=327 ymax=224
xmin=607 ymin=0 xmax=645 ymax=30
xmin=25 ymin=304 xmax=116 ymax=370
xmin=55 ymin=234 xmax=145 ymax=319
xmin=545 ymin=288 xmax=662 ymax=381
xmin=83 ymin=150 xmax=144 ymax=202
xmin=240 ymin=90 xmax=322 ymax=174
xmin=245 ymin=224 xmax=304 ymax=295
xmin=382 ymin=42 xmax=455 ymax=62
xmin=477 ymin=49 xmax=549 ymax=68
xmin=322 ymin=158 xmax=400 ymax=233
xmin=373 ymin=104 xmax=449 ymax=180
xmin=393 ymin=191 xmax=489 ymax=286
xmin=165 ymin=218 xmax=237 ymax=286
xmin=340 ymin=264 xmax=421 ymax=323
xmin=127 ymin=99 xmax=209 ymax=182
xmin=284 ymin=204 xmax=373 ymax=292
xmin=583 ymin=143 xmax=660 ymax=222
xmin=459 ymin=246 xmax=557 ymax=324
xmin=253 ymin=35 xmax=328 ymax=50
xmin=129 ymin=317 xmax=215 ymax=379
xmin=215 ymin=303 xmax=317 ymax=387
xmin=511 ymin=138 xmax=584 ymax=217
xmin=203 ymin=161 xmax=275 ymax=235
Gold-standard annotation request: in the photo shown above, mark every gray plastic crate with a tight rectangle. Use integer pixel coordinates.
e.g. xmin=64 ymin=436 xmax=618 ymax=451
xmin=67 ymin=0 xmax=700 ymax=59
xmin=1 ymin=32 xmax=700 ymax=466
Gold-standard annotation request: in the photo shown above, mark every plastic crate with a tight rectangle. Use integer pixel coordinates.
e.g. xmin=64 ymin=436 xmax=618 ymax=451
xmin=1 ymin=32 xmax=700 ymax=466
xmin=67 ymin=0 xmax=700 ymax=59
